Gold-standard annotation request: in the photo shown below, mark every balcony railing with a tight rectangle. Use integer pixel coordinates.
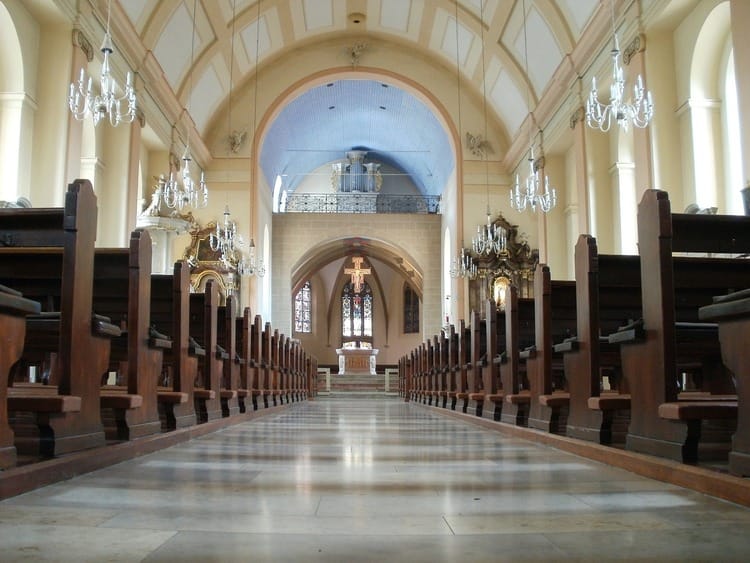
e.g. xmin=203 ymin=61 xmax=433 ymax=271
xmin=282 ymin=193 xmax=441 ymax=214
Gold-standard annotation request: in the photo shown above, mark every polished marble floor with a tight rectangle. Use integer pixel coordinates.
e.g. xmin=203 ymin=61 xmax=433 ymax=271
xmin=1 ymin=398 xmax=750 ymax=562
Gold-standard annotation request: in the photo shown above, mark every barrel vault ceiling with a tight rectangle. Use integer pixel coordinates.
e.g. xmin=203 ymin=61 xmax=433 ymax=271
xmin=103 ymin=0 xmax=601 ymax=195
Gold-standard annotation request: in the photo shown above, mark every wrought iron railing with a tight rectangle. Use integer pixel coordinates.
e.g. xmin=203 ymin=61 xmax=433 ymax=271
xmin=282 ymin=193 xmax=441 ymax=214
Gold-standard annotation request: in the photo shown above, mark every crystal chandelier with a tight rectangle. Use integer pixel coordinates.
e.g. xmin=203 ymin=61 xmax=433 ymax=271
xmin=510 ymin=0 xmax=556 ymax=214
xmin=68 ymin=0 xmax=136 ymax=126
xmin=510 ymin=146 xmax=556 ymax=213
xmin=209 ymin=206 xmax=265 ymax=277
xmin=159 ymin=148 xmax=208 ymax=210
xmin=159 ymin=0 xmax=208 ymax=212
xmin=469 ymin=0 xmax=507 ymax=259
xmin=586 ymin=0 xmax=653 ymax=132
xmin=450 ymin=247 xmax=477 ymax=280
xmin=472 ymin=207 xmax=506 ymax=256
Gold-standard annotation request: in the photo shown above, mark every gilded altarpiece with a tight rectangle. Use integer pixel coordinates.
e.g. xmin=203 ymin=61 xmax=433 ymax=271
xmin=182 ymin=223 xmax=239 ymax=305
xmin=468 ymin=214 xmax=539 ymax=316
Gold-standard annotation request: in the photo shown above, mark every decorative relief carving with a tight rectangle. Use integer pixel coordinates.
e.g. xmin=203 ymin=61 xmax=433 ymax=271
xmin=569 ymin=106 xmax=585 ymax=129
xmin=623 ymin=34 xmax=645 ymax=66
xmin=465 ymin=132 xmax=493 ymax=158
xmin=72 ymin=29 xmax=94 ymax=62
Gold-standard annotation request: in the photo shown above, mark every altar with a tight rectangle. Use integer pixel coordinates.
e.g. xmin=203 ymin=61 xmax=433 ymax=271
xmin=336 ymin=347 xmax=379 ymax=375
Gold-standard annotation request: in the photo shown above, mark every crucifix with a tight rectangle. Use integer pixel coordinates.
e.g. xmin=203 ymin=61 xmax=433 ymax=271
xmin=345 ymin=256 xmax=371 ymax=293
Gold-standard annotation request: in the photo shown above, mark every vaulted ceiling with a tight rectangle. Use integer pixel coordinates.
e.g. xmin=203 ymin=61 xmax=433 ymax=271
xmin=113 ymin=0 xmax=601 ymax=195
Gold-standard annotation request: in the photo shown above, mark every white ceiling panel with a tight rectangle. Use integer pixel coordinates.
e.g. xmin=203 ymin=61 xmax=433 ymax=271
xmin=380 ymin=0 xmax=410 ymax=32
xmin=559 ymin=0 xmax=599 ymax=36
xmin=440 ymin=15 xmax=473 ymax=66
xmin=490 ymin=68 xmax=528 ymax=135
xmin=303 ymin=0 xmax=333 ymax=30
xmin=120 ymin=0 xmax=149 ymax=31
xmin=512 ymin=7 xmax=562 ymax=96
xmin=189 ymin=65 xmax=223 ymax=134
xmin=241 ymin=16 xmax=272 ymax=64
xmin=154 ymin=3 xmax=204 ymax=90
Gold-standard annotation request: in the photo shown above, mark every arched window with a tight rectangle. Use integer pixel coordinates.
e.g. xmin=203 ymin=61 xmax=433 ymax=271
xmin=294 ymin=280 xmax=312 ymax=333
xmin=342 ymin=280 xmax=372 ymax=347
xmin=403 ymin=284 xmax=419 ymax=333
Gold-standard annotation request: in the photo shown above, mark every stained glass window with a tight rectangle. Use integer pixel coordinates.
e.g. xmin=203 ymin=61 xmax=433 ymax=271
xmin=342 ymin=280 xmax=372 ymax=340
xmin=294 ymin=280 xmax=311 ymax=333
xmin=404 ymin=284 xmax=419 ymax=333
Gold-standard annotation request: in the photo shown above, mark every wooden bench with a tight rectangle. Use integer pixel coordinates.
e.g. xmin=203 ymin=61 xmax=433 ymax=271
xmin=455 ymin=320 xmax=471 ymax=413
xmin=94 ymin=230 xmax=165 ymax=440
xmin=149 ymin=261 xmax=196 ymax=430
xmin=261 ymin=322 xmax=276 ymax=407
xmin=526 ymin=265 xmax=576 ymax=434
xmin=436 ymin=330 xmax=450 ymax=408
xmin=217 ymin=295 xmax=241 ymax=416
xmin=619 ymin=189 xmax=750 ymax=463
xmin=445 ymin=324 xmax=459 ymax=410
xmin=699 ymin=289 xmax=750 ymax=475
xmin=558 ymin=235 xmax=640 ymax=444
xmin=236 ymin=307 xmax=256 ymax=410
xmin=481 ymin=299 xmax=505 ymax=422
xmin=0 ymin=285 xmax=41 ymax=468
xmin=189 ymin=281 xmax=223 ymax=422
xmin=502 ymin=288 xmax=535 ymax=426
xmin=0 ymin=179 xmax=120 ymax=457
xmin=466 ymin=310 xmax=487 ymax=417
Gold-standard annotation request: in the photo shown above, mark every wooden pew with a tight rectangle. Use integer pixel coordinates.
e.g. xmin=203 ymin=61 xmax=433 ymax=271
xmin=216 ymin=295 xmax=241 ymax=416
xmin=445 ymin=324 xmax=459 ymax=410
xmin=95 ymin=230 xmax=165 ymax=440
xmin=189 ymin=281 xmax=223 ymax=422
xmin=1 ymin=179 xmax=120 ymax=457
xmin=526 ymin=265 xmax=577 ymax=434
xmin=236 ymin=307 xmax=256 ymax=410
xmin=261 ymin=322 xmax=275 ymax=406
xmin=455 ymin=319 xmax=471 ymax=412
xmin=481 ymin=299 xmax=505 ymax=422
xmin=251 ymin=315 xmax=268 ymax=408
xmin=271 ymin=328 xmax=282 ymax=405
xmin=150 ymin=261 xmax=196 ymax=430
xmin=466 ymin=310 xmax=486 ymax=417
xmin=700 ymin=289 xmax=750 ymax=476
xmin=0 ymin=285 xmax=41 ymax=468
xmin=501 ymin=288 xmax=535 ymax=426
xmin=436 ymin=329 xmax=450 ymax=408
xmin=559 ymin=235 xmax=640 ymax=444
xmin=619 ymin=189 xmax=750 ymax=462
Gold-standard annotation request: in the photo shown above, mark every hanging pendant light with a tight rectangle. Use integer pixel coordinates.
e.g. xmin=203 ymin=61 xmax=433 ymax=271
xmin=586 ymin=0 xmax=654 ymax=132
xmin=509 ymin=0 xmax=557 ymax=214
xmin=68 ymin=0 xmax=137 ymax=126
xmin=470 ymin=0 xmax=506 ymax=257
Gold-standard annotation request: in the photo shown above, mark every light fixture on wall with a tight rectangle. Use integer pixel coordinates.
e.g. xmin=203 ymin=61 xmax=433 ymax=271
xmin=510 ymin=0 xmax=556 ymax=214
xmin=471 ymin=0 xmax=507 ymax=257
xmin=161 ymin=0 xmax=209 ymax=211
xmin=586 ymin=0 xmax=653 ymax=132
xmin=68 ymin=0 xmax=137 ymax=126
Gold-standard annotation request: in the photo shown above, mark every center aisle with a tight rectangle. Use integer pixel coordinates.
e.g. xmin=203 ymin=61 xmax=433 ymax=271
xmin=2 ymin=398 xmax=750 ymax=561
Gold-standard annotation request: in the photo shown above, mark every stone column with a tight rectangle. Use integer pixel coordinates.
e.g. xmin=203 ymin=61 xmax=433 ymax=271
xmin=534 ymin=156 xmax=549 ymax=265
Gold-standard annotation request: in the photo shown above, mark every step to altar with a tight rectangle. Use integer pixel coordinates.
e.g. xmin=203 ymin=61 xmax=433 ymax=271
xmin=318 ymin=373 xmax=389 ymax=394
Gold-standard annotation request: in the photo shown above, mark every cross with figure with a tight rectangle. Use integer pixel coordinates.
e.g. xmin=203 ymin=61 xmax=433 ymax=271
xmin=345 ymin=256 xmax=370 ymax=293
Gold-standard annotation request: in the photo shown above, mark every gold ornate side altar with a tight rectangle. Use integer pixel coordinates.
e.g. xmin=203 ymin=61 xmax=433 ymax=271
xmin=468 ymin=213 xmax=539 ymax=315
